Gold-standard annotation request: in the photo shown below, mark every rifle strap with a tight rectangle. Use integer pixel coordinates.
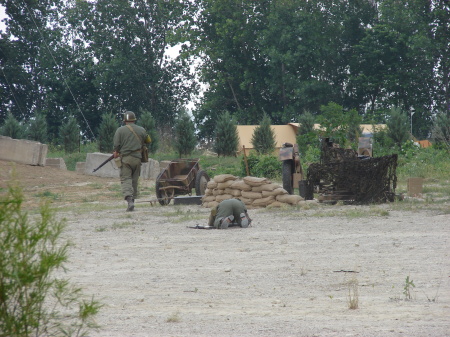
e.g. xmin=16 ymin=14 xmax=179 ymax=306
xmin=126 ymin=124 xmax=144 ymax=149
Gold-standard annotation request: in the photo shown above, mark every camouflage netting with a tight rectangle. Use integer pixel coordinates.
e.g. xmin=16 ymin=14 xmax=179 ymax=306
xmin=202 ymin=174 xmax=312 ymax=209
xmin=307 ymin=154 xmax=398 ymax=204
xmin=320 ymin=138 xmax=359 ymax=164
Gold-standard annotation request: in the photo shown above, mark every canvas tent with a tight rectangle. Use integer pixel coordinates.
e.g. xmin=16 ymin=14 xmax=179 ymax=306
xmin=237 ymin=123 xmax=386 ymax=155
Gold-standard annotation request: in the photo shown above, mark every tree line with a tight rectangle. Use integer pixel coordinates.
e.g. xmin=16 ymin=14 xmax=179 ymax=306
xmin=0 ymin=0 xmax=448 ymax=150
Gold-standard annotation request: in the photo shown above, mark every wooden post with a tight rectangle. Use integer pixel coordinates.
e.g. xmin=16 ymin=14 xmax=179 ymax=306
xmin=242 ymin=145 xmax=250 ymax=176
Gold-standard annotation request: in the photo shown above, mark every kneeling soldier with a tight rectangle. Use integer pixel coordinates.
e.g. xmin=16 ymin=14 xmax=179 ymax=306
xmin=208 ymin=198 xmax=252 ymax=229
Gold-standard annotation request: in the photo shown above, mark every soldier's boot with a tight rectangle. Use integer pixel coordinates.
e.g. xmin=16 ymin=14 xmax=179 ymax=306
xmin=219 ymin=215 xmax=234 ymax=229
xmin=240 ymin=213 xmax=249 ymax=228
xmin=126 ymin=196 xmax=134 ymax=212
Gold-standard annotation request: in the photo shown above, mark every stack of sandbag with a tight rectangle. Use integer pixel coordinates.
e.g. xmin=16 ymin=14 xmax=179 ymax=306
xmin=202 ymin=174 xmax=304 ymax=209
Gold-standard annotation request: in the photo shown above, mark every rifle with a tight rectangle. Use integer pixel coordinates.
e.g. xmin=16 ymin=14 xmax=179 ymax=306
xmin=93 ymin=154 xmax=114 ymax=172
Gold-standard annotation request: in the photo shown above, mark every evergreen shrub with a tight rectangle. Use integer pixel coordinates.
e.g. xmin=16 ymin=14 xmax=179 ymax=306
xmin=138 ymin=110 xmax=159 ymax=154
xmin=98 ymin=112 xmax=119 ymax=153
xmin=251 ymin=114 xmax=276 ymax=155
xmin=174 ymin=112 xmax=197 ymax=157
xmin=213 ymin=111 xmax=239 ymax=156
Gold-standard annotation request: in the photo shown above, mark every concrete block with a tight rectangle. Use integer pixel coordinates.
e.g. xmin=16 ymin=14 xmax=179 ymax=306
xmin=407 ymin=177 xmax=423 ymax=196
xmin=0 ymin=136 xmax=48 ymax=166
xmin=84 ymin=152 xmax=119 ymax=178
xmin=141 ymin=158 xmax=160 ymax=180
xmin=75 ymin=162 xmax=85 ymax=173
xmin=45 ymin=157 xmax=67 ymax=170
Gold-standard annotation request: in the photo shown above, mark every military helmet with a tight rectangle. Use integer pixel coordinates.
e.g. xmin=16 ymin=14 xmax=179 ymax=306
xmin=123 ymin=111 xmax=136 ymax=122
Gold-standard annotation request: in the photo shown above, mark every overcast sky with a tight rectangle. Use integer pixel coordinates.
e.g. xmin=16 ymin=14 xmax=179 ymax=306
xmin=0 ymin=5 xmax=5 ymax=32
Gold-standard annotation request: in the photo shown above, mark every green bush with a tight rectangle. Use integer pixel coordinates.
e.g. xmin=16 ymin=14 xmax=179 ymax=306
xmin=0 ymin=182 xmax=101 ymax=337
xmin=397 ymin=146 xmax=450 ymax=180
xmin=241 ymin=153 xmax=281 ymax=179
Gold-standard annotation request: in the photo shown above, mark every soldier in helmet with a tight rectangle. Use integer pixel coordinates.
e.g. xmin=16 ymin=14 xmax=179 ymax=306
xmin=113 ymin=111 xmax=151 ymax=211
xmin=208 ymin=198 xmax=252 ymax=229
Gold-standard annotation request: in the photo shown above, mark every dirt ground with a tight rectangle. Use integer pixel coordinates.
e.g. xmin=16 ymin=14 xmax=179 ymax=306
xmin=1 ymin=160 xmax=449 ymax=337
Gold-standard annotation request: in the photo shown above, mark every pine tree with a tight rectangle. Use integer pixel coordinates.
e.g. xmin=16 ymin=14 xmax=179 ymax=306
xmin=174 ymin=112 xmax=197 ymax=158
xmin=296 ymin=111 xmax=317 ymax=155
xmin=59 ymin=116 xmax=80 ymax=153
xmin=137 ymin=110 xmax=159 ymax=154
xmin=1 ymin=113 xmax=25 ymax=139
xmin=251 ymin=114 xmax=276 ymax=155
xmin=213 ymin=111 xmax=239 ymax=156
xmin=98 ymin=113 xmax=119 ymax=153
xmin=432 ymin=112 xmax=450 ymax=151
xmin=27 ymin=113 xmax=48 ymax=143
xmin=386 ymin=107 xmax=410 ymax=148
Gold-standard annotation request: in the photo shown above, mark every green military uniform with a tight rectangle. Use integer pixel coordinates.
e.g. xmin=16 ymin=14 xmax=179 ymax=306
xmin=113 ymin=121 xmax=150 ymax=205
xmin=208 ymin=198 xmax=250 ymax=229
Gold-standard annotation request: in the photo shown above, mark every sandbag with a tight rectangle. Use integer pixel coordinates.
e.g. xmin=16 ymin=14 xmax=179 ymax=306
xmin=230 ymin=180 xmax=252 ymax=191
xmin=276 ymin=194 xmax=304 ymax=205
xmin=215 ymin=194 xmax=234 ymax=202
xmin=214 ymin=174 xmax=237 ymax=183
xmin=207 ymin=180 xmax=218 ymax=189
xmin=207 ymin=201 xmax=219 ymax=209
xmin=212 ymin=189 xmax=225 ymax=196
xmin=251 ymin=183 xmax=280 ymax=192
xmin=241 ymin=190 xmax=263 ymax=199
xmin=224 ymin=188 xmax=242 ymax=197
xmin=252 ymin=195 xmax=275 ymax=207
xmin=243 ymin=176 xmax=270 ymax=187
xmin=217 ymin=180 xmax=235 ymax=189
xmin=266 ymin=201 xmax=289 ymax=208
xmin=204 ymin=188 xmax=213 ymax=196
xmin=238 ymin=197 xmax=253 ymax=205
xmin=261 ymin=190 xmax=283 ymax=197
xmin=272 ymin=187 xmax=289 ymax=196
xmin=202 ymin=195 xmax=216 ymax=202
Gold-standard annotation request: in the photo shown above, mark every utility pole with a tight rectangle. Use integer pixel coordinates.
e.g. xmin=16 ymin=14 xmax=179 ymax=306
xmin=410 ymin=108 xmax=415 ymax=136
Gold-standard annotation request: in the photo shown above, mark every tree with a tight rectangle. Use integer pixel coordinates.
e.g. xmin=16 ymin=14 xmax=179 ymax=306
xmin=317 ymin=102 xmax=361 ymax=148
xmin=59 ymin=116 xmax=80 ymax=153
xmin=213 ymin=111 xmax=239 ymax=156
xmin=98 ymin=113 xmax=119 ymax=153
xmin=346 ymin=110 xmax=363 ymax=145
xmin=386 ymin=107 xmax=410 ymax=149
xmin=296 ymin=111 xmax=318 ymax=156
xmin=174 ymin=112 xmax=197 ymax=158
xmin=137 ymin=110 xmax=159 ymax=155
xmin=0 ymin=112 xmax=25 ymax=139
xmin=69 ymin=0 xmax=197 ymax=128
xmin=27 ymin=113 xmax=48 ymax=143
xmin=251 ymin=114 xmax=276 ymax=155
xmin=432 ymin=112 xmax=450 ymax=151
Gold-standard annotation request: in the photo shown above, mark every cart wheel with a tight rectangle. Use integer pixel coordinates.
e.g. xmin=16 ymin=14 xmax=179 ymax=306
xmin=282 ymin=160 xmax=293 ymax=194
xmin=155 ymin=178 xmax=171 ymax=206
xmin=195 ymin=170 xmax=210 ymax=196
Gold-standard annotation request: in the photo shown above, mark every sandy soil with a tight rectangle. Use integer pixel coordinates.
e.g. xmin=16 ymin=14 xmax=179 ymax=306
xmin=1 ymin=160 xmax=449 ymax=337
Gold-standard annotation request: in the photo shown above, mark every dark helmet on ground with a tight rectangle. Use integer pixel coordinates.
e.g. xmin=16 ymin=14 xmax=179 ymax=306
xmin=123 ymin=111 xmax=136 ymax=122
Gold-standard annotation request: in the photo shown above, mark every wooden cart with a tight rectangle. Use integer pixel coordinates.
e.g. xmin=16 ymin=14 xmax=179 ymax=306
xmin=155 ymin=159 xmax=210 ymax=205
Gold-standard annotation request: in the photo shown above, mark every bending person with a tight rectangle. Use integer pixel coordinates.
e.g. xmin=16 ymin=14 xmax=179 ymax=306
xmin=208 ymin=198 xmax=252 ymax=229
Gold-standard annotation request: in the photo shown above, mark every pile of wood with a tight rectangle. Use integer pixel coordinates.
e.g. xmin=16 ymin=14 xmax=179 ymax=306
xmin=202 ymin=174 xmax=306 ymax=209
